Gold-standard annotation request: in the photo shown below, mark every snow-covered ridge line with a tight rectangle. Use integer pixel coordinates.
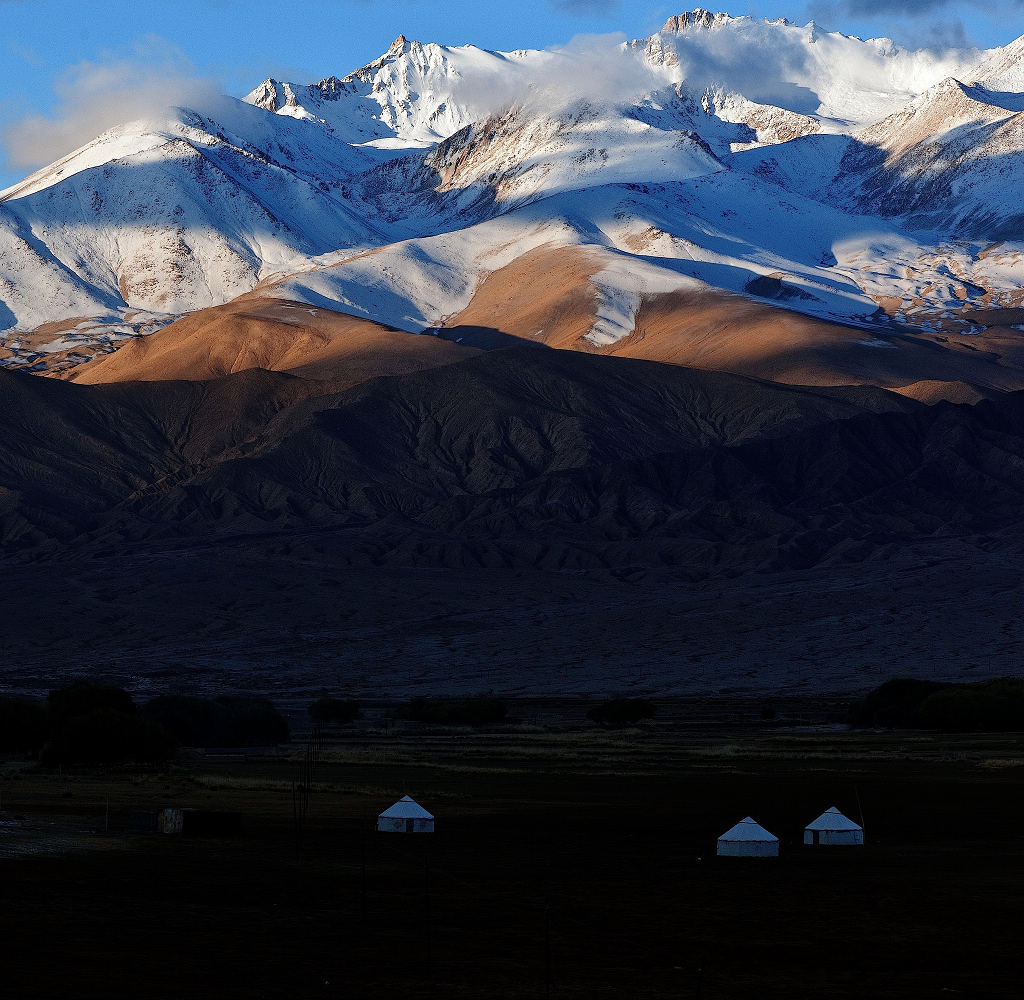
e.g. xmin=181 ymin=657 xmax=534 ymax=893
xmin=1 ymin=10 xmax=1023 ymax=368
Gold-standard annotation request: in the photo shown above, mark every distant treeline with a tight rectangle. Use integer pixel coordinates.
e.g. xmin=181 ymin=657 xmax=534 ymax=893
xmin=0 ymin=683 xmax=288 ymax=765
xmin=850 ymin=678 xmax=1024 ymax=731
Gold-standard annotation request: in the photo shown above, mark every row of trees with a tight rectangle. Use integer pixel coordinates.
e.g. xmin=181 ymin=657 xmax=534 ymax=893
xmin=848 ymin=677 xmax=1024 ymax=731
xmin=0 ymin=683 xmax=289 ymax=765
xmin=0 ymin=685 xmax=663 ymax=766
xmin=12 ymin=674 xmax=1023 ymax=764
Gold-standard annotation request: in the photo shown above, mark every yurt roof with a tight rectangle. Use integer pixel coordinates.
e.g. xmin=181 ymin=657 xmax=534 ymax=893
xmin=378 ymin=795 xmax=434 ymax=820
xmin=718 ymin=816 xmax=778 ymax=842
xmin=805 ymin=806 xmax=862 ymax=832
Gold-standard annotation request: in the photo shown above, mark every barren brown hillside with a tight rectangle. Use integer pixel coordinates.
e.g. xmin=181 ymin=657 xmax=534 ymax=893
xmin=437 ymin=244 xmax=604 ymax=350
xmin=44 ymin=241 xmax=1024 ymax=403
xmin=67 ymin=297 xmax=479 ymax=386
xmin=4 ymin=346 xmax=1024 ymax=699
xmin=440 ymin=251 xmax=1024 ymax=398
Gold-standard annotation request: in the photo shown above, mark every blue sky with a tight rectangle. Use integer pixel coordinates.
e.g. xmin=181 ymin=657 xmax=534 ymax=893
xmin=2 ymin=1 xmax=1022 ymax=188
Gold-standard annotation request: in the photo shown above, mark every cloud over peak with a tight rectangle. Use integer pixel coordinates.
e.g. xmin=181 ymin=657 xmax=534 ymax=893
xmin=2 ymin=36 xmax=221 ymax=172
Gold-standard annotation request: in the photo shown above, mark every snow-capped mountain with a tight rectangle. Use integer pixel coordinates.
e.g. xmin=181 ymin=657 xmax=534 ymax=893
xmin=2 ymin=10 xmax=1024 ymax=384
xmin=245 ymin=35 xmax=489 ymax=149
xmin=841 ymin=79 xmax=1024 ymax=236
xmin=0 ymin=97 xmax=383 ymax=351
xmin=638 ymin=10 xmax=980 ymax=126
xmin=971 ymin=33 xmax=1024 ymax=92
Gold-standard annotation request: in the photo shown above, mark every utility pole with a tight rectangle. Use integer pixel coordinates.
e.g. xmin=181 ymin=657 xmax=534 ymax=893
xmin=424 ymin=847 xmax=432 ymax=975
xmin=544 ymin=901 xmax=552 ymax=1000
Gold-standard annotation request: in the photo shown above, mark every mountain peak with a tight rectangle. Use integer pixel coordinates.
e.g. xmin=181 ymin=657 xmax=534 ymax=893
xmin=246 ymin=78 xmax=295 ymax=112
xmin=660 ymin=10 xmax=734 ymax=33
xmin=970 ymin=33 xmax=1024 ymax=91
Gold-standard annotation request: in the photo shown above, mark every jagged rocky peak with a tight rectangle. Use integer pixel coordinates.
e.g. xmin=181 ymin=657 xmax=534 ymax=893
xmin=858 ymin=74 xmax=1024 ymax=156
xmin=313 ymin=76 xmax=346 ymax=100
xmin=247 ymin=78 xmax=301 ymax=111
xmin=344 ymin=32 xmax=423 ymax=82
xmin=248 ymin=78 xmax=282 ymax=112
xmin=661 ymin=10 xmax=734 ymax=33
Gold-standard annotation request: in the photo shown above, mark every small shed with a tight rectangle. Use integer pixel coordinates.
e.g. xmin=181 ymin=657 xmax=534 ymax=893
xmin=158 ymin=808 xmax=242 ymax=836
xmin=717 ymin=816 xmax=779 ymax=857
xmin=804 ymin=806 xmax=863 ymax=846
xmin=377 ymin=795 xmax=434 ymax=833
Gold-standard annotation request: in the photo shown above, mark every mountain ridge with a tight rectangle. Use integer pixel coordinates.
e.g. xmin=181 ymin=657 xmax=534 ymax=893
xmin=0 ymin=11 xmax=1023 ymax=391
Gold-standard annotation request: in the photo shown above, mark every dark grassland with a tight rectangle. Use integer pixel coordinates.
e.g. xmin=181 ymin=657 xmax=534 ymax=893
xmin=2 ymin=719 xmax=1023 ymax=999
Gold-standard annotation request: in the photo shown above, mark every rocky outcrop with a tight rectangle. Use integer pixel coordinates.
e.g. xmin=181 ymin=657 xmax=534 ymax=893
xmin=245 ymin=78 xmax=305 ymax=111
xmin=660 ymin=10 xmax=733 ymax=33
xmin=246 ymin=78 xmax=283 ymax=112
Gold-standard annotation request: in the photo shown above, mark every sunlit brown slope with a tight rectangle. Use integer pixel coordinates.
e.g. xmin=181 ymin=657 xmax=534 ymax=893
xmin=436 ymin=245 xmax=604 ymax=350
xmin=60 ymin=247 xmax=1024 ymax=402
xmin=67 ymin=297 xmax=479 ymax=386
xmin=440 ymin=252 xmax=1024 ymax=399
xmin=613 ymin=289 xmax=1024 ymax=394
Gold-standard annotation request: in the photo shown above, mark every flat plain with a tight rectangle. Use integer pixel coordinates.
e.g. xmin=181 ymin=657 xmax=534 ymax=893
xmin=2 ymin=715 xmax=1023 ymax=999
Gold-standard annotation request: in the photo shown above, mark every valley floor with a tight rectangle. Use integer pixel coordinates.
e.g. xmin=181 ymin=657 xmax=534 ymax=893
xmin=1 ymin=723 xmax=1023 ymax=998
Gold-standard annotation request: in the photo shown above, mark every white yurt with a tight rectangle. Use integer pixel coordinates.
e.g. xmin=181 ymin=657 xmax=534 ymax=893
xmin=803 ymin=806 xmax=863 ymax=846
xmin=377 ymin=795 xmax=435 ymax=833
xmin=716 ymin=816 xmax=779 ymax=857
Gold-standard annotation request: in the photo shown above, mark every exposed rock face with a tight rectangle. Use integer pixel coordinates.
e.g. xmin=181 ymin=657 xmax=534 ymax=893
xmin=0 ymin=347 xmax=918 ymax=557
xmin=660 ymin=10 xmax=734 ymax=33
xmin=247 ymin=78 xmax=302 ymax=112
xmin=314 ymin=76 xmax=344 ymax=100
xmin=247 ymin=78 xmax=283 ymax=112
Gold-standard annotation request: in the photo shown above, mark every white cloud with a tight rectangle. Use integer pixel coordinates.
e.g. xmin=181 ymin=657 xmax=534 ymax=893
xmin=450 ymin=32 xmax=665 ymax=119
xmin=2 ymin=36 xmax=222 ymax=172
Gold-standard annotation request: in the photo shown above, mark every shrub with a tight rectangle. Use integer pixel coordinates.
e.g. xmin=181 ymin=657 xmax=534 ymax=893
xmin=847 ymin=678 xmax=946 ymax=728
xmin=42 ymin=682 xmax=173 ymax=766
xmin=586 ymin=698 xmax=656 ymax=727
xmin=402 ymin=697 xmax=507 ymax=726
xmin=308 ymin=697 xmax=361 ymax=726
xmin=47 ymin=682 xmax=135 ymax=728
xmin=918 ymin=678 xmax=1024 ymax=732
xmin=217 ymin=697 xmax=289 ymax=746
xmin=850 ymin=677 xmax=1024 ymax=731
xmin=0 ymin=697 xmax=47 ymax=755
